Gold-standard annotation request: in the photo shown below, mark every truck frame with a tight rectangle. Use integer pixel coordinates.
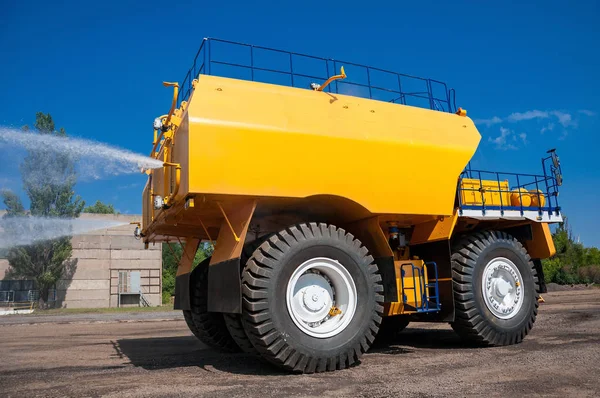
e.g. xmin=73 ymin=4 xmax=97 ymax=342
xmin=138 ymin=38 xmax=563 ymax=373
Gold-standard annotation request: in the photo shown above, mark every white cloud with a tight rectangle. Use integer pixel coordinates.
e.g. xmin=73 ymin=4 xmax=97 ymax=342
xmin=473 ymin=116 xmax=502 ymax=126
xmin=559 ymin=131 xmax=568 ymax=141
xmin=519 ymin=132 xmax=527 ymax=144
xmin=117 ymin=182 xmax=142 ymax=190
xmin=474 ymin=109 xmax=581 ymax=141
xmin=488 ymin=127 xmax=518 ymax=150
xmin=540 ymin=123 xmax=555 ymax=134
xmin=550 ymin=111 xmax=575 ymax=127
xmin=506 ymin=110 xmax=549 ymax=122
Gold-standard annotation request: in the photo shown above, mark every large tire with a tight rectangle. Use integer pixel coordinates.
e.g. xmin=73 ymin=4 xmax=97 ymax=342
xmin=223 ymin=235 xmax=274 ymax=354
xmin=186 ymin=257 xmax=240 ymax=352
xmin=374 ymin=316 xmax=410 ymax=345
xmin=223 ymin=313 xmax=256 ymax=353
xmin=241 ymin=223 xmax=384 ymax=373
xmin=183 ymin=309 xmax=202 ymax=340
xmin=450 ymin=230 xmax=539 ymax=346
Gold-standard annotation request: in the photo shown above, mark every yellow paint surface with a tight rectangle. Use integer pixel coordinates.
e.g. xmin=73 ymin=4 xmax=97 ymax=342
xmin=169 ymin=75 xmax=481 ymax=217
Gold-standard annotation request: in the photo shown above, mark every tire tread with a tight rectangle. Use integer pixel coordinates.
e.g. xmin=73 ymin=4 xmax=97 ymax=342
xmin=450 ymin=230 xmax=539 ymax=346
xmin=241 ymin=223 xmax=383 ymax=373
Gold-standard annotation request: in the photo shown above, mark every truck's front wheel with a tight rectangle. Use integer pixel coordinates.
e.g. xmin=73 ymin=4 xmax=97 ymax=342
xmin=241 ymin=223 xmax=383 ymax=373
xmin=450 ymin=231 xmax=539 ymax=346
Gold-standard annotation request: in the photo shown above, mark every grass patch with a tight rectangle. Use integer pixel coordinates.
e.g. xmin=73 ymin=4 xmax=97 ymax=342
xmin=30 ymin=304 xmax=175 ymax=316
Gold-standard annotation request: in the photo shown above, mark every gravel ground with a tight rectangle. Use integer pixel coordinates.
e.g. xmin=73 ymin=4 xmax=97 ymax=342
xmin=546 ymin=282 xmax=597 ymax=292
xmin=0 ymin=289 xmax=599 ymax=398
xmin=0 ymin=310 xmax=182 ymax=326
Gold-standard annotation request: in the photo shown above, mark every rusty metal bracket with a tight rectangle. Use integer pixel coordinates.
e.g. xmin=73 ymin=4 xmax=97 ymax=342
xmin=216 ymin=202 xmax=240 ymax=242
xmin=198 ymin=216 xmax=213 ymax=242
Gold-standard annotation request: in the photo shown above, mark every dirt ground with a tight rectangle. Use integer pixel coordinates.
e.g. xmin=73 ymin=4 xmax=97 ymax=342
xmin=1 ymin=289 xmax=599 ymax=398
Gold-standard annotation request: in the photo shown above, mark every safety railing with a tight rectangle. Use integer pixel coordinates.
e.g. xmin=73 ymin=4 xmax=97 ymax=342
xmin=0 ymin=290 xmax=15 ymax=304
xmin=458 ymin=151 xmax=562 ymax=217
xmin=400 ymin=262 xmax=441 ymax=313
xmin=178 ymin=38 xmax=457 ymax=113
xmin=1 ymin=289 xmax=53 ymax=310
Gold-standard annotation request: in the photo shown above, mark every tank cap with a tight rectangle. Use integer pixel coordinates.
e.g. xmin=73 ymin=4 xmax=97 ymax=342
xmin=456 ymin=107 xmax=467 ymax=117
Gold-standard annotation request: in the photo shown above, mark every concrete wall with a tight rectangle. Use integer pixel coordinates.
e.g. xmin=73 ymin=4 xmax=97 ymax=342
xmin=0 ymin=214 xmax=162 ymax=308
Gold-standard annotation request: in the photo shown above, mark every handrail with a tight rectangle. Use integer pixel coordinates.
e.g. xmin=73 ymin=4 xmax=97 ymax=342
xmin=457 ymin=164 xmax=561 ymax=215
xmin=177 ymin=38 xmax=456 ymax=113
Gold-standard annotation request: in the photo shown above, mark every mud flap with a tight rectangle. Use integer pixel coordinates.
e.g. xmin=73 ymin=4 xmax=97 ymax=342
xmin=207 ymin=258 xmax=242 ymax=313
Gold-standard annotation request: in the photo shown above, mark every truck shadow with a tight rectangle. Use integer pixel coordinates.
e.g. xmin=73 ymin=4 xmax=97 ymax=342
xmin=114 ymin=336 xmax=286 ymax=375
xmin=393 ymin=327 xmax=477 ymax=350
xmin=115 ymin=328 xmax=472 ymax=374
xmin=370 ymin=327 xmax=477 ymax=354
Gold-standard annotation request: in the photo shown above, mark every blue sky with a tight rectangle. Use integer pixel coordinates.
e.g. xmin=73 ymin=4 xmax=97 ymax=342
xmin=1 ymin=1 xmax=598 ymax=246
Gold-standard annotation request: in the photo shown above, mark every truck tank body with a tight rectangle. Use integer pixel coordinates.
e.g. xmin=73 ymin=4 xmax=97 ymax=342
xmin=144 ymin=74 xmax=481 ymax=235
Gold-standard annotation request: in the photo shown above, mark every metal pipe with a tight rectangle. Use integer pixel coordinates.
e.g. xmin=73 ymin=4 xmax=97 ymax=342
xmin=162 ymin=162 xmax=181 ymax=207
xmin=163 ymin=82 xmax=180 ymax=128
xmin=317 ymin=66 xmax=346 ymax=92
xmin=149 ymin=115 xmax=168 ymax=157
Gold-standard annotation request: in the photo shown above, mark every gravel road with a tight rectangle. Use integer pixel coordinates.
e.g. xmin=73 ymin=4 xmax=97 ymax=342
xmin=0 ymin=289 xmax=598 ymax=397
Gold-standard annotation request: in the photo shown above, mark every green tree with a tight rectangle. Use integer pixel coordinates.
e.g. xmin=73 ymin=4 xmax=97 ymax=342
xmin=1 ymin=112 xmax=85 ymax=308
xmin=162 ymin=242 xmax=212 ymax=304
xmin=83 ymin=200 xmax=117 ymax=214
xmin=543 ymin=217 xmax=600 ymax=284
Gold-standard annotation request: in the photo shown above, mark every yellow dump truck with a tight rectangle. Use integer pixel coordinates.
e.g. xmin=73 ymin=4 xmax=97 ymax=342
xmin=138 ymin=38 xmax=564 ymax=373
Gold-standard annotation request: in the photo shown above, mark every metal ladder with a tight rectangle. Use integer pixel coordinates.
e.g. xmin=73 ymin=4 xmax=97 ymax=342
xmin=139 ymin=291 xmax=150 ymax=307
xmin=400 ymin=262 xmax=441 ymax=313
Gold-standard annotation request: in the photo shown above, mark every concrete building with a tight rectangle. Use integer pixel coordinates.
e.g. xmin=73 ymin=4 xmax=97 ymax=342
xmin=0 ymin=214 xmax=162 ymax=308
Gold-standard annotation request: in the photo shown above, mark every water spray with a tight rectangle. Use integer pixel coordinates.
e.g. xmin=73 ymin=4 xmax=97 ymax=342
xmin=0 ymin=217 xmax=129 ymax=249
xmin=0 ymin=127 xmax=163 ymax=177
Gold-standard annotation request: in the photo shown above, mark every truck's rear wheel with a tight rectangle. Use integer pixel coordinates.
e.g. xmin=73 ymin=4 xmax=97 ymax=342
xmin=223 ymin=235 xmax=274 ymax=355
xmin=185 ymin=257 xmax=240 ymax=352
xmin=223 ymin=313 xmax=256 ymax=354
xmin=241 ymin=223 xmax=383 ymax=373
xmin=450 ymin=230 xmax=539 ymax=346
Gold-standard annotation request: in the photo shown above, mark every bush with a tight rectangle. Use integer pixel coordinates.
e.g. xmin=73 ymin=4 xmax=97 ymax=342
xmin=162 ymin=291 xmax=172 ymax=305
xmin=162 ymin=269 xmax=175 ymax=298
xmin=578 ymin=266 xmax=600 ymax=284
xmin=541 ymin=219 xmax=599 ymax=285
xmin=554 ymin=267 xmax=577 ymax=285
xmin=542 ymin=257 xmax=562 ymax=283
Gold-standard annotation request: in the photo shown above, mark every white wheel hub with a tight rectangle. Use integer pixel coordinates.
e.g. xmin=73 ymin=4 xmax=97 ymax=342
xmin=482 ymin=257 xmax=524 ymax=320
xmin=286 ymin=257 xmax=357 ymax=338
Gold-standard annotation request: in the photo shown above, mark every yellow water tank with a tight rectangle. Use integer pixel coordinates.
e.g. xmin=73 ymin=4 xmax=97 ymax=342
xmin=510 ymin=188 xmax=532 ymax=207
xmin=530 ymin=189 xmax=546 ymax=207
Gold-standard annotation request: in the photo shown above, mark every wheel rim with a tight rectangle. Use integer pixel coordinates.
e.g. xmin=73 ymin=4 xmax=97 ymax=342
xmin=286 ymin=257 xmax=357 ymax=338
xmin=481 ymin=257 xmax=524 ymax=320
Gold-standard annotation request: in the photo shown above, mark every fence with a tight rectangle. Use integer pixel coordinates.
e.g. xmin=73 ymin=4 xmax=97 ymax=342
xmin=0 ymin=280 xmax=56 ymax=308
